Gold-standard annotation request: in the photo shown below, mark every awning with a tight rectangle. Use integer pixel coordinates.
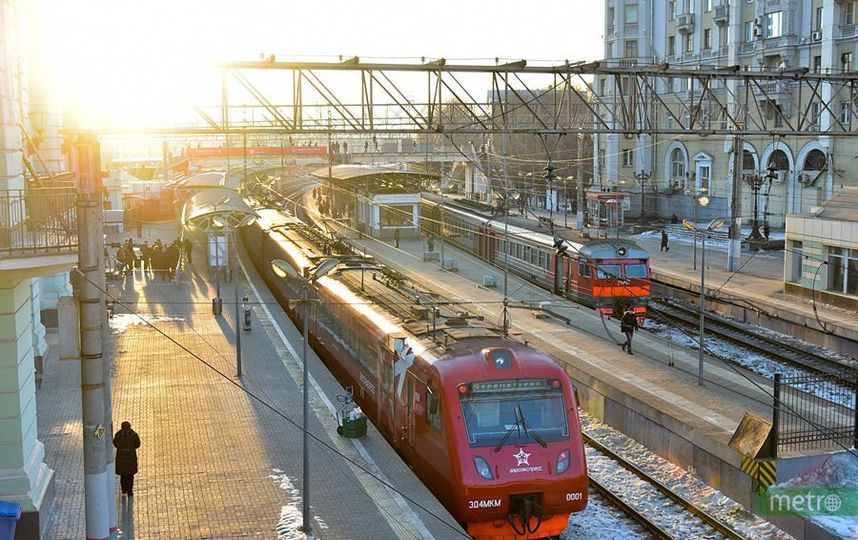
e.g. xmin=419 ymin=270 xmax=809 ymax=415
xmin=181 ymin=187 xmax=257 ymax=230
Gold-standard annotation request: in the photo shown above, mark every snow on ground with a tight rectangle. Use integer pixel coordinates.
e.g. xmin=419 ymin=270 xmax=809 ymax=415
xmin=563 ymin=494 xmax=649 ymax=539
xmin=270 ymin=469 xmax=328 ymax=540
xmin=582 ymin=414 xmax=793 ymax=540
xmin=643 ymin=317 xmax=855 ymax=408
xmin=635 ymin=227 xmax=785 ymax=257
xmin=777 ymin=453 xmax=858 ymax=539
xmin=108 ymin=313 xmax=186 ymax=334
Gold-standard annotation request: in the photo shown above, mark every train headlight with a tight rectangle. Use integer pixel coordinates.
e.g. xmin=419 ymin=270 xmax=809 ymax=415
xmin=474 ymin=456 xmax=494 ymax=480
xmin=555 ymin=449 xmax=571 ymax=474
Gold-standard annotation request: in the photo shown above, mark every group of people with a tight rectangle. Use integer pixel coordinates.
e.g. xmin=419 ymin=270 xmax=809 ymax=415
xmin=114 ymin=237 xmax=193 ymax=281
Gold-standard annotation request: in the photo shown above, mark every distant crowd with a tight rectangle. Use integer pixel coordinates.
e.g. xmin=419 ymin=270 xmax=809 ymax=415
xmin=111 ymin=237 xmax=193 ymax=281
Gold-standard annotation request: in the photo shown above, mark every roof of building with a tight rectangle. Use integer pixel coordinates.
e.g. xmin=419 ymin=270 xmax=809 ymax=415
xmin=818 ymin=187 xmax=858 ymax=222
xmin=309 ymin=164 xmax=437 ymax=182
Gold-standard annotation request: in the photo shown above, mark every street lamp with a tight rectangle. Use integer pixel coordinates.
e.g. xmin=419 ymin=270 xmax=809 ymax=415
xmin=744 ymin=164 xmax=777 ymax=249
xmin=682 ymin=217 xmax=725 ymax=386
xmin=564 ymin=175 xmax=574 ymax=228
xmin=634 ymin=169 xmax=651 ymax=219
xmin=270 ymin=257 xmax=342 ymax=537
xmin=686 ymin=187 xmax=711 ymax=270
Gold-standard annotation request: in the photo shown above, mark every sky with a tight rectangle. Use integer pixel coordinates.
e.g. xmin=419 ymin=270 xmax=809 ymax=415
xmin=33 ymin=0 xmax=605 ymax=129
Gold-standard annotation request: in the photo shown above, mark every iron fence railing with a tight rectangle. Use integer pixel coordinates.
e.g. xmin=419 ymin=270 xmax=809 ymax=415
xmin=773 ymin=372 xmax=858 ymax=457
xmin=0 ymin=188 xmax=78 ymax=255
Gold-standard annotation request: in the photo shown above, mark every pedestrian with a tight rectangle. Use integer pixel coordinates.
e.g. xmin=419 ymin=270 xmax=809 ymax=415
xmin=183 ymin=237 xmax=193 ymax=265
xmin=393 ymin=228 xmax=400 ymax=248
xmin=140 ymin=242 xmax=151 ymax=274
xmin=343 ymin=141 xmax=348 ymax=154
xmin=136 ymin=219 xmax=143 ymax=238
xmin=166 ymin=241 xmax=180 ymax=281
xmin=113 ymin=421 xmax=141 ymax=496
xmin=427 ymin=233 xmax=435 ymax=253
xmin=660 ymin=229 xmax=670 ymax=252
xmin=620 ymin=307 xmax=639 ymax=355
xmin=115 ymin=247 xmax=127 ymax=274
xmin=364 ymin=140 xmax=369 ymax=153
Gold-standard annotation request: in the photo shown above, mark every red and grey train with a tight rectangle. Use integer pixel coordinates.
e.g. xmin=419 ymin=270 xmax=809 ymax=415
xmin=421 ymin=194 xmax=651 ymax=322
xmin=243 ymin=206 xmax=588 ymax=539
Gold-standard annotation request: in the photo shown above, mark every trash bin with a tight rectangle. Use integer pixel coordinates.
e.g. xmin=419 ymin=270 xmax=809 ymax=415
xmin=0 ymin=501 xmax=21 ymax=540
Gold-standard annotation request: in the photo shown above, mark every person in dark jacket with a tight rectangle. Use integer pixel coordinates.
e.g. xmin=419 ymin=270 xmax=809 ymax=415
xmin=113 ymin=421 xmax=141 ymax=496
xmin=620 ymin=308 xmax=639 ymax=355
xmin=660 ymin=229 xmax=670 ymax=252
xmin=393 ymin=228 xmax=401 ymax=248
xmin=183 ymin=238 xmax=193 ymax=265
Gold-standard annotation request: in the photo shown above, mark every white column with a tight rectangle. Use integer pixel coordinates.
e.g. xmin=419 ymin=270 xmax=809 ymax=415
xmin=29 ymin=278 xmax=47 ymax=359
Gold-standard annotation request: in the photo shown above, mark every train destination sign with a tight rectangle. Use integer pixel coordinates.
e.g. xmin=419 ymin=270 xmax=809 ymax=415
xmin=469 ymin=379 xmax=553 ymax=393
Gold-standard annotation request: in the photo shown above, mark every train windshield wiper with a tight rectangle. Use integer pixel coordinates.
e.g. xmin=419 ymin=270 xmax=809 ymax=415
xmin=517 ymin=405 xmax=548 ymax=448
xmin=494 ymin=407 xmax=523 ymax=452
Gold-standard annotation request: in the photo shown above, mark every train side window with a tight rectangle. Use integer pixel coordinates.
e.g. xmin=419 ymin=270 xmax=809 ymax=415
xmin=538 ymin=251 xmax=547 ymax=269
xmin=579 ymin=262 xmax=591 ymax=277
xmin=516 ymin=244 xmax=523 ymax=259
xmin=425 ymin=385 xmax=442 ymax=431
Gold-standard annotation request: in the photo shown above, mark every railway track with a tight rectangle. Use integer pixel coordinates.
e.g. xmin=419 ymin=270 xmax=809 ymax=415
xmin=652 ymin=299 xmax=857 ymax=381
xmin=584 ymin=433 xmax=746 ymax=540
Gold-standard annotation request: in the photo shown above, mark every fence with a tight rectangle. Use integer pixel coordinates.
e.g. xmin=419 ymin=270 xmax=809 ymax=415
xmin=773 ymin=372 xmax=858 ymax=457
xmin=0 ymin=188 xmax=78 ymax=255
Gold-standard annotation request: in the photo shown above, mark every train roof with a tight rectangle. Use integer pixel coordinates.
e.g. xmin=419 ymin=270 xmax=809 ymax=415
xmin=578 ymin=239 xmax=648 ymax=260
xmin=253 ymin=203 xmax=529 ymax=368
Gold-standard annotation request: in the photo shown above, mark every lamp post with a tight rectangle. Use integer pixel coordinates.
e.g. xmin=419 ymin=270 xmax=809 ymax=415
xmin=745 ymin=164 xmax=777 ymax=249
xmin=207 ymin=196 xmax=232 ymax=315
xmin=634 ymin=169 xmax=651 ymax=219
xmin=271 ymin=257 xmax=342 ymax=536
xmin=682 ymin=217 xmax=725 ymax=386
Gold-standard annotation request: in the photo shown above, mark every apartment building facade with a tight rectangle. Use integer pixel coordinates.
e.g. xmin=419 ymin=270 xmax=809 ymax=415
xmin=597 ymin=0 xmax=858 ymax=228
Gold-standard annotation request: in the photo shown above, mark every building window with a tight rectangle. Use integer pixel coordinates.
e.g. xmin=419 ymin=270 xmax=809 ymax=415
xmin=600 ymin=78 xmax=607 ymax=95
xmin=625 ymin=39 xmax=639 ymax=58
xmin=843 ymin=52 xmax=853 ymax=72
xmin=703 ymin=28 xmax=712 ymax=49
xmin=813 ymin=55 xmax=822 ymax=73
xmin=668 ymin=36 xmax=676 ymax=56
xmin=669 ymin=1 xmax=676 ymax=19
xmin=719 ymin=27 xmax=729 ymax=47
xmin=846 ymin=2 xmax=855 ymax=26
xmin=816 ymin=6 xmax=824 ymax=31
xmin=765 ymin=11 xmax=783 ymax=38
xmin=744 ymin=21 xmax=754 ymax=42
xmin=698 ymin=164 xmax=711 ymax=192
xmin=705 ymin=0 xmax=712 ymax=12
xmin=685 ymin=32 xmax=693 ymax=52
xmin=841 ymin=101 xmax=852 ymax=124
xmin=811 ymin=102 xmax=821 ymax=126
xmin=791 ymin=241 xmax=803 ymax=283
xmin=608 ymin=6 xmax=615 ymax=24
xmin=670 ymin=148 xmax=686 ymax=182
xmin=625 ymin=4 xmax=639 ymax=24
xmin=622 ymin=149 xmax=634 ymax=168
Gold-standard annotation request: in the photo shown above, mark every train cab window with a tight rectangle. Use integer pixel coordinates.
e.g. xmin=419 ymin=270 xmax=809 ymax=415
xmin=596 ymin=264 xmax=621 ymax=280
xmin=579 ymin=262 xmax=591 ymax=278
xmin=425 ymin=386 xmax=442 ymax=431
xmin=625 ymin=263 xmax=648 ymax=279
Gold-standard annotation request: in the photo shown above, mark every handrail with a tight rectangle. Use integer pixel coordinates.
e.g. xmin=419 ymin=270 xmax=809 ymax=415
xmin=0 ymin=188 xmax=78 ymax=256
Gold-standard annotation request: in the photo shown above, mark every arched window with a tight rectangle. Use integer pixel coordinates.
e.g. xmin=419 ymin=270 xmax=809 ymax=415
xmin=803 ymin=149 xmax=826 ymax=170
xmin=743 ymin=150 xmax=756 ymax=170
xmin=670 ymin=148 xmax=686 ymax=179
xmin=768 ymin=149 xmax=789 ymax=170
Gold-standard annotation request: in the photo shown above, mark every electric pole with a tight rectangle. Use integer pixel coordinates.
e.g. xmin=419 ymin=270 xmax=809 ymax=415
xmin=728 ymin=132 xmax=742 ymax=272
xmin=76 ymin=134 xmax=110 ymax=539
xmin=576 ymin=134 xmax=585 ymax=230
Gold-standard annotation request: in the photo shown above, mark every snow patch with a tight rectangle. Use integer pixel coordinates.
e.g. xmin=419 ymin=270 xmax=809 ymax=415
xmin=270 ymin=469 xmax=328 ymax=540
xmin=109 ymin=313 xmax=186 ymax=334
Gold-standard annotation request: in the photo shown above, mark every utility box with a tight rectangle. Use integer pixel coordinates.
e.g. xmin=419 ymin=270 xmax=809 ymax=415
xmin=483 ymin=275 xmax=497 ymax=288
xmin=442 ymin=258 xmax=458 ymax=271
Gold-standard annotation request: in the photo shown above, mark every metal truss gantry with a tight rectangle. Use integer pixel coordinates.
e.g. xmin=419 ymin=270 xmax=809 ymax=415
xmin=161 ymin=58 xmax=858 ymax=138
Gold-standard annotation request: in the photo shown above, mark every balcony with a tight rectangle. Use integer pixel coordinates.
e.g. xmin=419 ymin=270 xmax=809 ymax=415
xmin=840 ymin=24 xmax=857 ymax=39
xmin=624 ymin=23 xmax=639 ymax=34
xmin=676 ymin=13 xmax=695 ymax=34
xmin=0 ymin=187 xmax=79 ymax=276
xmin=607 ymin=25 xmax=615 ymax=38
xmin=713 ymin=4 xmax=729 ymax=25
xmin=740 ymin=41 xmax=756 ymax=54
xmin=753 ymin=81 xmax=793 ymax=116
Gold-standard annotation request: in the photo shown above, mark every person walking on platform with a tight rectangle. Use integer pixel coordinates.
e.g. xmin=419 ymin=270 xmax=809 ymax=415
xmin=427 ymin=233 xmax=435 ymax=253
xmin=140 ymin=242 xmax=152 ymax=275
xmin=183 ymin=237 xmax=193 ymax=265
xmin=660 ymin=229 xmax=670 ymax=252
xmin=393 ymin=228 xmax=400 ymax=248
xmin=113 ymin=421 xmax=141 ymax=496
xmin=620 ymin=308 xmax=639 ymax=355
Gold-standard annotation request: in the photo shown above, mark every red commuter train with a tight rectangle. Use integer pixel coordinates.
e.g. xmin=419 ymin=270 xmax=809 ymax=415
xmin=421 ymin=194 xmax=651 ymax=322
xmin=243 ymin=207 xmax=588 ymax=539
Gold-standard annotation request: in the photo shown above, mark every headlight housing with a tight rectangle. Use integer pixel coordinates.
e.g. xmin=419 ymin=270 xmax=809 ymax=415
xmin=556 ymin=449 xmax=571 ymax=474
xmin=474 ymin=456 xmax=493 ymax=480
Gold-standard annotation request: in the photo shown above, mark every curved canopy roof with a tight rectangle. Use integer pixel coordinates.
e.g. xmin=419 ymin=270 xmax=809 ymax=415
xmin=181 ymin=187 xmax=257 ymax=230
xmin=168 ymin=172 xmax=241 ymax=191
xmin=310 ymin=164 xmax=437 ymax=195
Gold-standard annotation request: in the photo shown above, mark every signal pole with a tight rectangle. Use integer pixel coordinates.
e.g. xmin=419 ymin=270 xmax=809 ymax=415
xmin=728 ymin=132 xmax=742 ymax=272
xmin=76 ymin=134 xmax=111 ymax=540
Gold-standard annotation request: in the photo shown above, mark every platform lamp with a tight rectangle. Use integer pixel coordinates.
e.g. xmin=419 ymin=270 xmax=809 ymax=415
xmin=745 ymin=164 xmax=777 ymax=250
xmin=634 ymin=169 xmax=651 ymax=219
xmin=271 ymin=257 xmax=342 ymax=537
xmin=682 ymin=216 xmax=725 ymax=386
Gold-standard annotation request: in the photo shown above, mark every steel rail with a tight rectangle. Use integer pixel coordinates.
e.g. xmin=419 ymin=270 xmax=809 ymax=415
xmin=584 ymin=433 xmax=746 ymax=540
xmin=588 ymin=476 xmax=674 ymax=540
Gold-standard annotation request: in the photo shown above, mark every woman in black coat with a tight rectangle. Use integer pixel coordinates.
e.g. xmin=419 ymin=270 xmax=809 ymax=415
xmin=113 ymin=421 xmax=141 ymax=496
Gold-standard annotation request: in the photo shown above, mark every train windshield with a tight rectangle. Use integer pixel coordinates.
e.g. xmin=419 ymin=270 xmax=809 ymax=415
xmin=596 ymin=264 xmax=621 ymax=280
xmin=460 ymin=380 xmax=569 ymax=448
xmin=624 ymin=263 xmax=648 ymax=279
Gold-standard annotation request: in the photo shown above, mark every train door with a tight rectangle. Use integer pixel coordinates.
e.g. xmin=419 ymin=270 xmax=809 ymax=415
xmin=406 ymin=375 xmax=416 ymax=449
xmin=379 ymin=343 xmax=395 ymax=439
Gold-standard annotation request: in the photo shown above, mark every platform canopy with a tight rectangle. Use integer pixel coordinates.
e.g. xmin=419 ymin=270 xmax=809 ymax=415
xmin=168 ymin=171 xmax=240 ymax=191
xmin=310 ymin=164 xmax=437 ymax=194
xmin=181 ymin=186 xmax=257 ymax=230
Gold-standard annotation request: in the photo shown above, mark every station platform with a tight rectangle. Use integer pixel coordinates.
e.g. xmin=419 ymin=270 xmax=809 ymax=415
xmin=305 ymin=199 xmax=844 ymax=540
xmin=37 ymin=227 xmax=462 ymax=539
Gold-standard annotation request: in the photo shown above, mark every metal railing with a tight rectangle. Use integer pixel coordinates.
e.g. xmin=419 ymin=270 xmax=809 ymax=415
xmin=773 ymin=372 xmax=858 ymax=457
xmin=0 ymin=188 xmax=78 ymax=256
